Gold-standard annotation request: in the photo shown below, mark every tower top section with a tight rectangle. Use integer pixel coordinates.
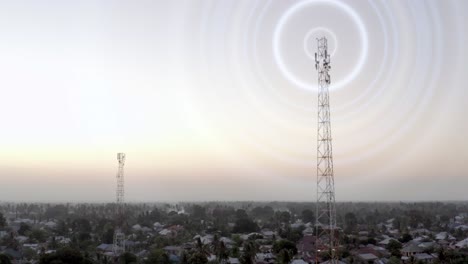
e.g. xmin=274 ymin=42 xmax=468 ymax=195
xmin=315 ymin=38 xmax=330 ymax=69
xmin=117 ymin=153 xmax=125 ymax=163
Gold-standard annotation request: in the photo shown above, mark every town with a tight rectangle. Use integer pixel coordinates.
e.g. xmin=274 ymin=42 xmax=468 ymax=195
xmin=0 ymin=202 xmax=467 ymax=264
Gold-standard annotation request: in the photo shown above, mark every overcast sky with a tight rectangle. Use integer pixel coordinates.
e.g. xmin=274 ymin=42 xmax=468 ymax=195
xmin=0 ymin=0 xmax=467 ymax=202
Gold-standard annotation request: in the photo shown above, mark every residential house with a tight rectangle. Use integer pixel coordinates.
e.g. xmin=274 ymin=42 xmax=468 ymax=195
xmin=356 ymin=253 xmax=379 ymax=264
xmin=414 ymin=253 xmax=436 ymax=263
xmin=401 ymin=243 xmax=423 ymax=257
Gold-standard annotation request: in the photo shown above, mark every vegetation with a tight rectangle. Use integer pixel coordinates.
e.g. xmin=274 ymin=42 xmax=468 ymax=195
xmin=0 ymin=254 xmax=12 ymax=264
xmin=0 ymin=213 xmax=6 ymax=229
xmin=0 ymin=201 xmax=466 ymax=263
xmin=387 ymin=239 xmax=402 ymax=258
xmin=145 ymin=249 xmax=170 ymax=264
xmin=39 ymin=247 xmax=93 ymax=264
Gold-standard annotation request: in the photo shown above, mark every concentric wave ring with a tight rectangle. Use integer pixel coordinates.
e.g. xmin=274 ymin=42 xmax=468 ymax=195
xmin=273 ymin=0 xmax=369 ymax=92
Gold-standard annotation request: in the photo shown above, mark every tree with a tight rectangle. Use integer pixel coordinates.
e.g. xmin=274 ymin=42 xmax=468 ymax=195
xmin=272 ymin=240 xmax=297 ymax=255
xmin=188 ymin=252 xmax=208 ymax=264
xmin=250 ymin=206 xmax=274 ymax=221
xmin=211 ymin=235 xmax=228 ymax=263
xmin=102 ymin=227 xmax=114 ymax=244
xmin=275 ymin=249 xmax=292 ymax=264
xmin=279 ymin=211 xmax=291 ymax=224
xmin=30 ymin=229 xmax=47 ymax=243
xmin=2 ymin=232 xmax=19 ymax=250
xmin=436 ymin=247 xmax=446 ymax=263
xmin=49 ymin=236 xmax=58 ymax=250
xmin=0 ymin=213 xmax=6 ymax=229
xmin=72 ymin=219 xmax=91 ymax=233
xmin=230 ymin=246 xmax=240 ymax=258
xmin=393 ymin=218 xmax=401 ymax=231
xmin=301 ymin=210 xmax=314 ymax=224
xmin=279 ymin=227 xmax=303 ymax=243
xmin=240 ymin=241 xmax=257 ymax=264
xmin=344 ymin=212 xmax=358 ymax=233
xmin=212 ymin=234 xmax=220 ymax=257
xmin=120 ymin=252 xmax=137 ymax=264
xmin=137 ymin=209 xmax=163 ymax=227
xmin=194 ymin=237 xmax=210 ymax=257
xmin=18 ymin=223 xmax=31 ymax=236
xmin=367 ymin=237 xmax=377 ymax=245
xmin=55 ymin=220 xmax=68 ymax=236
xmin=23 ymin=247 xmax=37 ymax=261
xmin=39 ymin=247 xmax=93 ymax=264
xmin=145 ymin=249 xmax=170 ymax=264
xmin=44 ymin=205 xmax=68 ymax=220
xmin=235 ymin=210 xmax=248 ymax=220
xmin=386 ymin=239 xmax=402 ymax=258
xmin=387 ymin=256 xmax=400 ymax=264
xmin=217 ymin=241 xmax=228 ymax=263
xmin=232 ymin=235 xmax=242 ymax=247
xmin=399 ymin=233 xmax=413 ymax=243
xmin=233 ymin=218 xmax=259 ymax=233
xmin=181 ymin=251 xmax=190 ymax=264
xmin=408 ymin=210 xmax=423 ymax=228
xmin=0 ymin=254 xmax=11 ymax=264
xmin=192 ymin=205 xmax=206 ymax=220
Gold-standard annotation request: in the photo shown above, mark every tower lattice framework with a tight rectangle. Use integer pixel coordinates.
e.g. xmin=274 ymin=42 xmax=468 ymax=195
xmin=315 ymin=37 xmax=338 ymax=263
xmin=113 ymin=153 xmax=126 ymax=256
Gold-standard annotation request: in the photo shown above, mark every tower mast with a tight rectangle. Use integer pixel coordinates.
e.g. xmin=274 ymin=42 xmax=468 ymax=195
xmin=315 ymin=37 xmax=338 ymax=263
xmin=113 ymin=153 xmax=126 ymax=256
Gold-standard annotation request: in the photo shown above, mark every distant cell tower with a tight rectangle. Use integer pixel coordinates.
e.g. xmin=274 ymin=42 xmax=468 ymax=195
xmin=314 ymin=37 xmax=338 ymax=263
xmin=113 ymin=153 xmax=126 ymax=256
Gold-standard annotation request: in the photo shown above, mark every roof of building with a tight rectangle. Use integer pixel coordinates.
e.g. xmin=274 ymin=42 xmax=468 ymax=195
xmin=290 ymin=259 xmax=308 ymax=264
xmin=414 ymin=253 xmax=435 ymax=260
xmin=2 ymin=248 xmax=22 ymax=259
xmin=418 ymin=241 xmax=435 ymax=248
xmin=435 ymin=232 xmax=455 ymax=240
xmin=159 ymin=229 xmax=172 ymax=235
xmin=455 ymin=238 xmax=468 ymax=248
xmin=164 ymin=246 xmax=182 ymax=251
xmin=220 ymin=237 xmax=234 ymax=244
xmin=378 ymin=238 xmax=395 ymax=245
xmin=455 ymin=225 xmax=468 ymax=231
xmin=358 ymin=253 xmax=378 ymax=261
xmin=321 ymin=260 xmax=346 ymax=264
xmin=96 ymin=243 xmax=113 ymax=252
xmin=401 ymin=243 xmax=423 ymax=253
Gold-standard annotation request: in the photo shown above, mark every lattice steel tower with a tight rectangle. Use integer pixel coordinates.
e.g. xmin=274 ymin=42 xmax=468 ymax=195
xmin=314 ymin=37 xmax=338 ymax=263
xmin=113 ymin=153 xmax=126 ymax=256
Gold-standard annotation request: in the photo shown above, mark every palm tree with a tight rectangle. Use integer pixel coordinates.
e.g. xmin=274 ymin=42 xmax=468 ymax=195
xmin=218 ymin=241 xmax=228 ymax=263
xmin=181 ymin=250 xmax=189 ymax=264
xmin=212 ymin=234 xmax=220 ymax=257
xmin=275 ymin=249 xmax=292 ymax=264
xmin=195 ymin=237 xmax=210 ymax=257
xmin=240 ymin=241 xmax=258 ymax=264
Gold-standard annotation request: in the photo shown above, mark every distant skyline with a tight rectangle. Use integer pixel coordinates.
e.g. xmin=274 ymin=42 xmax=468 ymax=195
xmin=0 ymin=0 xmax=467 ymax=202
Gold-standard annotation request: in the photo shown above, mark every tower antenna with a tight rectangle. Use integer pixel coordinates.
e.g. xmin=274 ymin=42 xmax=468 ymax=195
xmin=315 ymin=37 xmax=339 ymax=263
xmin=113 ymin=153 xmax=126 ymax=256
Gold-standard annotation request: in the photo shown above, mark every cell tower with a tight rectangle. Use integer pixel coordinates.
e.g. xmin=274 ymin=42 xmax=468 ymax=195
xmin=113 ymin=153 xmax=126 ymax=256
xmin=314 ymin=37 xmax=338 ymax=263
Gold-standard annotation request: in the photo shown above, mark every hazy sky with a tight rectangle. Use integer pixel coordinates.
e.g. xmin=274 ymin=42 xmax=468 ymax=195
xmin=0 ymin=0 xmax=467 ymax=202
